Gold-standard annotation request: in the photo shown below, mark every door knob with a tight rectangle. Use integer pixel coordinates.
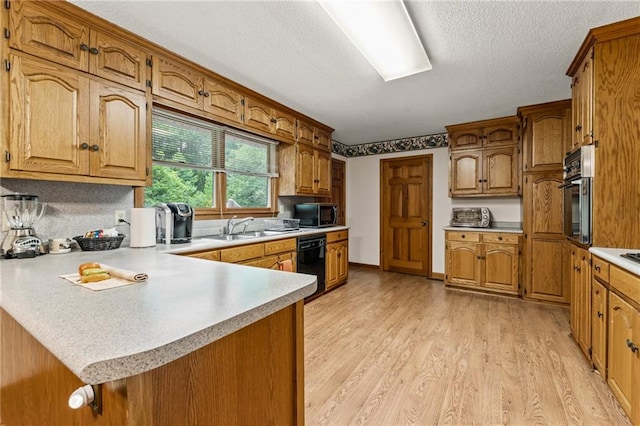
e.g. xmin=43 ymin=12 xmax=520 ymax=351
xmin=421 ymin=221 xmax=427 ymax=226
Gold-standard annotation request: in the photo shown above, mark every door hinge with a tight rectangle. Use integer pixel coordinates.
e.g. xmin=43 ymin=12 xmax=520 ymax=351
xmin=146 ymin=167 xmax=149 ymax=176
xmin=4 ymin=1 xmax=10 ymax=10
xmin=518 ymin=250 xmax=522 ymax=255
xmin=4 ymin=59 xmax=10 ymax=72
xmin=594 ymin=140 xmax=599 ymax=148
xmin=146 ymin=58 xmax=153 ymax=67
xmin=524 ymin=288 xmax=527 ymax=295
xmin=517 ymin=185 xmax=521 ymax=193
xmin=145 ymin=101 xmax=149 ymax=110
xmin=588 ymin=347 xmax=592 ymax=356
xmin=146 ymin=79 xmax=152 ymax=88
xmin=240 ymin=114 xmax=244 ymax=121
xmin=241 ymin=98 xmax=245 ymax=106
xmin=3 ymin=28 xmax=9 ymax=39
xmin=5 ymin=151 xmax=11 ymax=162
xmin=525 ymin=176 xmax=528 ymax=184
xmin=589 ymin=258 xmax=593 ymax=265
xmin=524 ymin=233 xmax=527 ymax=239
xmin=591 ymin=51 xmax=594 ymax=59
xmin=522 ymin=118 xmax=527 ymax=129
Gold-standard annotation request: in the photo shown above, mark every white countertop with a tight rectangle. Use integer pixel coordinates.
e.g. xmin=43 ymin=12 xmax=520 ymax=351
xmin=589 ymin=247 xmax=640 ymax=276
xmin=443 ymin=226 xmax=523 ymax=234
xmin=0 ymin=228 xmax=349 ymax=384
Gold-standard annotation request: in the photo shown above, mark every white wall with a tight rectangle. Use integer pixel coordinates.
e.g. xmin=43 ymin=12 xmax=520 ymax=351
xmin=344 ymin=147 xmax=522 ymax=274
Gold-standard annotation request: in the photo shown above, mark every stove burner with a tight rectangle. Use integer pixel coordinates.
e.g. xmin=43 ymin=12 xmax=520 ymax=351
xmin=621 ymin=253 xmax=640 ymax=264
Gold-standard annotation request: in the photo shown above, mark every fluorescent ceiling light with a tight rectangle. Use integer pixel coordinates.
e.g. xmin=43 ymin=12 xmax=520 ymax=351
xmin=319 ymin=0 xmax=431 ymax=82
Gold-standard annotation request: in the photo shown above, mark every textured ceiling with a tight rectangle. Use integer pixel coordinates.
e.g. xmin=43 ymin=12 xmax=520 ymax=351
xmin=70 ymin=1 xmax=640 ymax=145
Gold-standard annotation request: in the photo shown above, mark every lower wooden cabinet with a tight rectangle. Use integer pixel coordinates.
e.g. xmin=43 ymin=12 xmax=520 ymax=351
xmin=326 ymin=230 xmax=349 ymax=290
xmin=591 ymin=279 xmax=608 ymax=375
xmin=445 ymin=231 xmax=521 ymax=296
xmin=569 ymin=243 xmax=591 ymax=360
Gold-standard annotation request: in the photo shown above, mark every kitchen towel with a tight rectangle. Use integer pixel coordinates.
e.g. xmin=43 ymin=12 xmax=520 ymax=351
xmin=129 ymin=208 xmax=156 ymax=248
xmin=60 ymin=264 xmax=148 ymax=291
xmin=278 ymin=259 xmax=294 ymax=272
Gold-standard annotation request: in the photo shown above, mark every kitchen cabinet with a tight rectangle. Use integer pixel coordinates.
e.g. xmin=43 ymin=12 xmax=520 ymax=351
xmin=297 ymin=120 xmax=332 ymax=151
xmin=567 ymin=17 xmax=640 ymax=248
xmin=152 ymin=55 xmax=244 ymax=126
xmin=445 ymin=231 xmax=520 ymax=296
xmin=449 ymin=146 xmax=519 ymax=196
xmin=7 ymin=54 xmax=148 ymax=185
xmin=326 ymin=230 xmax=349 ymax=290
xmin=9 ymin=0 xmax=149 ymax=91
xmin=243 ymin=97 xmax=297 ymax=144
xmin=569 ymin=243 xmax=591 ymax=361
xmin=570 ymin=49 xmax=593 ymax=150
xmin=591 ymin=257 xmax=609 ymax=376
xmin=279 ymin=142 xmax=332 ymax=197
xmin=447 ymin=116 xmax=520 ymax=151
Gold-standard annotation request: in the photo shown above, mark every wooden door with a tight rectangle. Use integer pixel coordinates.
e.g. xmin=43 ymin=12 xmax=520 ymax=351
xmin=244 ymin=97 xmax=274 ymax=134
xmin=483 ymin=123 xmax=519 ymax=147
xmin=295 ymin=144 xmax=315 ymax=194
xmin=273 ymin=109 xmax=297 ymax=143
xmin=90 ymin=30 xmax=148 ymax=91
xmin=608 ymin=292 xmax=636 ymax=418
xmin=9 ymin=0 xmax=90 ymax=71
xmin=448 ymin=128 xmax=483 ymax=150
xmin=523 ymin=173 xmax=567 ymax=303
xmin=483 ymin=146 xmax=519 ymax=195
xmin=521 ymin=103 xmax=571 ymax=172
xmin=152 ymin=55 xmax=202 ymax=109
xmin=202 ymin=78 xmax=244 ymax=124
xmin=10 ymin=55 xmax=90 ymax=176
xmin=483 ymin=243 xmax=519 ymax=294
xmin=577 ymin=247 xmax=592 ymax=359
xmin=315 ymin=150 xmax=332 ymax=196
xmin=381 ymin=156 xmax=432 ymax=276
xmin=446 ymin=241 xmax=479 ymax=287
xmin=450 ymin=150 xmax=482 ymax=196
xmin=591 ymin=280 xmax=607 ymax=375
xmin=331 ymin=158 xmax=346 ymax=225
xmin=89 ymin=81 xmax=147 ymax=180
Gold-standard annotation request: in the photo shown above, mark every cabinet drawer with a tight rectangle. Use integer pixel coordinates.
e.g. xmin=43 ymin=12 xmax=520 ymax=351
xmin=481 ymin=233 xmax=519 ymax=245
xmin=186 ymin=250 xmax=220 ymax=261
xmin=264 ymin=238 xmax=296 ymax=255
xmin=327 ymin=230 xmax=348 ymax=243
xmin=610 ymin=265 xmax=640 ymax=306
xmin=447 ymin=231 xmax=480 ymax=242
xmin=220 ymin=243 xmax=264 ymax=263
xmin=592 ymin=256 xmax=610 ymax=283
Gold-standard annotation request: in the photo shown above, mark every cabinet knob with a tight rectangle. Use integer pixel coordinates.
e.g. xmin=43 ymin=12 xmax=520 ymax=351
xmin=90 ymin=144 xmax=100 ymax=152
xmin=89 ymin=47 xmax=99 ymax=55
xmin=68 ymin=385 xmax=94 ymax=409
xmin=198 ymin=90 xmax=205 ymax=96
xmin=461 ymin=235 xmax=465 ymax=238
xmin=270 ymin=118 xmax=277 ymax=124
xmin=575 ymin=125 xmax=582 ymax=131
xmin=80 ymin=43 xmax=89 ymax=51
xmin=498 ymin=236 xmax=503 ymax=241
xmin=595 ymin=265 xmax=601 ymax=271
xmin=80 ymin=143 xmax=89 ymax=150
xmin=597 ymin=311 xmax=603 ymax=318
xmin=627 ymin=339 xmax=639 ymax=353
xmin=203 ymin=92 xmax=210 ymax=97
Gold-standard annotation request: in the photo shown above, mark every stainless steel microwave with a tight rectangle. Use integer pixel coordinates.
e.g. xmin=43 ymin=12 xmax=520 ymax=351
xmin=293 ymin=203 xmax=337 ymax=228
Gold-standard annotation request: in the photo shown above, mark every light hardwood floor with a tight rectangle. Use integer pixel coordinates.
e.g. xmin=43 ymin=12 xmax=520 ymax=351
xmin=304 ymin=266 xmax=630 ymax=425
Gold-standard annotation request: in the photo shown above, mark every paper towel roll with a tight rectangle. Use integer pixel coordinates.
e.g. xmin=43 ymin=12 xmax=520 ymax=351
xmin=129 ymin=208 xmax=156 ymax=248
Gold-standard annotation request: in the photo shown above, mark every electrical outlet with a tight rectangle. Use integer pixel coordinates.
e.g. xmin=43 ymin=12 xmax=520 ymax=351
xmin=114 ymin=210 xmax=126 ymax=225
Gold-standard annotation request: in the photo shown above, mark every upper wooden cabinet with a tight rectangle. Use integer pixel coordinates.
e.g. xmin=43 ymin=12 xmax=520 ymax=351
xmin=518 ymin=100 xmax=572 ymax=172
xmin=243 ymin=97 xmax=297 ymax=144
xmin=7 ymin=54 xmax=147 ymax=184
xmin=298 ymin=120 xmax=331 ymax=151
xmin=278 ymin=143 xmax=331 ymax=197
xmin=570 ymin=50 xmax=594 ymax=150
xmin=447 ymin=116 xmax=520 ymax=197
xmin=9 ymin=0 xmax=149 ymax=91
xmin=447 ymin=116 xmax=520 ymax=151
xmin=567 ymin=17 xmax=640 ymax=248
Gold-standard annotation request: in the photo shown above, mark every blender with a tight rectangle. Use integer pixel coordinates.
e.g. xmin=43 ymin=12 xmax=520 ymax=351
xmin=1 ymin=194 xmax=47 ymax=258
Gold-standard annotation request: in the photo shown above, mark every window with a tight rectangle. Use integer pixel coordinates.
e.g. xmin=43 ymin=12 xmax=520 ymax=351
xmin=145 ymin=109 xmax=278 ymax=215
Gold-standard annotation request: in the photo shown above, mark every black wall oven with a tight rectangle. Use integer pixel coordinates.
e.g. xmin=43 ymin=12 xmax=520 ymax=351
xmin=561 ymin=146 xmax=594 ymax=244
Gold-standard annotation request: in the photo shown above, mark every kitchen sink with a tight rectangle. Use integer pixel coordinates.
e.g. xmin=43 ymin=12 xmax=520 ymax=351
xmin=194 ymin=230 xmax=299 ymax=242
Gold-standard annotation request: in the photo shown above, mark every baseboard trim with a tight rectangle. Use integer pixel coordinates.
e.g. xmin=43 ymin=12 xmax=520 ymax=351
xmin=348 ymin=262 xmax=380 ymax=270
xmin=430 ymin=272 xmax=444 ymax=281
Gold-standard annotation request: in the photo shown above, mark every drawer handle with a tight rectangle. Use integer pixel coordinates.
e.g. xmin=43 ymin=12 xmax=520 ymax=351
xmin=595 ymin=265 xmax=601 ymax=272
xmin=498 ymin=236 xmax=503 ymax=241
xmin=597 ymin=311 xmax=603 ymax=318
xmin=627 ymin=339 xmax=639 ymax=353
xmin=461 ymin=235 xmax=465 ymax=238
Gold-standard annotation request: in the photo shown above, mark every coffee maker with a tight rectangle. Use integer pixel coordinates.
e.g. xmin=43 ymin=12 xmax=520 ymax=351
xmin=155 ymin=203 xmax=194 ymax=244
xmin=1 ymin=194 xmax=47 ymax=258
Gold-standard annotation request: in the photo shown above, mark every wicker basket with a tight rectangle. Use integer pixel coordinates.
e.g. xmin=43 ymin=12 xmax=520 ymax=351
xmin=73 ymin=234 xmax=125 ymax=251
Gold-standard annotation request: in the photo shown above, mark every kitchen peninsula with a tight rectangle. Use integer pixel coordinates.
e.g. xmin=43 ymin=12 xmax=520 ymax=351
xmin=0 ymin=242 xmax=316 ymax=425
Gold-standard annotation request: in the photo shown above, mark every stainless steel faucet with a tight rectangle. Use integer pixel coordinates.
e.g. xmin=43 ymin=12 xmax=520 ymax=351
xmin=227 ymin=216 xmax=254 ymax=234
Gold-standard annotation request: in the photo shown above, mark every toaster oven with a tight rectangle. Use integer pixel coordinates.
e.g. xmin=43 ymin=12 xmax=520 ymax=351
xmin=450 ymin=207 xmax=491 ymax=228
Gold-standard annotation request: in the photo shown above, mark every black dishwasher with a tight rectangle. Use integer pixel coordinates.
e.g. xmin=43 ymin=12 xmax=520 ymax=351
xmin=297 ymin=234 xmax=326 ymax=299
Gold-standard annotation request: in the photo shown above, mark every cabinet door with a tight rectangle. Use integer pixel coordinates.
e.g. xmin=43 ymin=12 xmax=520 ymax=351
xmin=89 ymin=81 xmax=147 ymax=180
xmin=10 ymin=55 xmax=90 ymax=176
xmin=608 ymin=292 xmax=637 ymax=419
xmin=591 ymin=280 xmax=607 ymax=375
xmin=571 ymin=73 xmax=582 ymax=150
xmin=315 ymin=149 xmax=332 ymax=196
xmin=523 ymin=173 xmax=567 ymax=303
xmin=449 ymin=128 xmax=483 ymax=150
xmin=337 ymin=240 xmax=349 ymax=284
xmin=483 ymin=146 xmax=518 ymax=195
xmin=244 ymin=97 xmax=274 ymax=134
xmin=10 ymin=1 xmax=90 ymax=71
xmin=202 ymin=78 xmax=244 ymax=124
xmin=579 ymin=51 xmax=593 ymax=146
xmin=483 ymin=123 xmax=519 ymax=147
xmin=297 ymin=120 xmax=315 ymax=146
xmin=152 ymin=56 xmax=202 ymax=109
xmin=325 ymin=243 xmax=340 ymax=289
xmin=316 ymin=128 xmax=332 ymax=151
xmin=295 ymin=144 xmax=315 ymax=195
xmin=577 ymin=247 xmax=592 ymax=359
xmin=522 ymin=107 xmax=571 ymax=172
xmin=446 ymin=241 xmax=480 ymax=287
xmin=90 ymin=31 xmax=148 ymax=91
xmin=273 ymin=110 xmax=297 ymax=143
xmin=569 ymin=245 xmax=581 ymax=340
xmin=450 ymin=150 xmax=482 ymax=196
xmin=483 ymin=243 xmax=519 ymax=294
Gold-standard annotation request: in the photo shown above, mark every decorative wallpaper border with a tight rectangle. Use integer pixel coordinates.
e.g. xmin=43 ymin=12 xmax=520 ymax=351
xmin=332 ymin=132 xmax=448 ymax=158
